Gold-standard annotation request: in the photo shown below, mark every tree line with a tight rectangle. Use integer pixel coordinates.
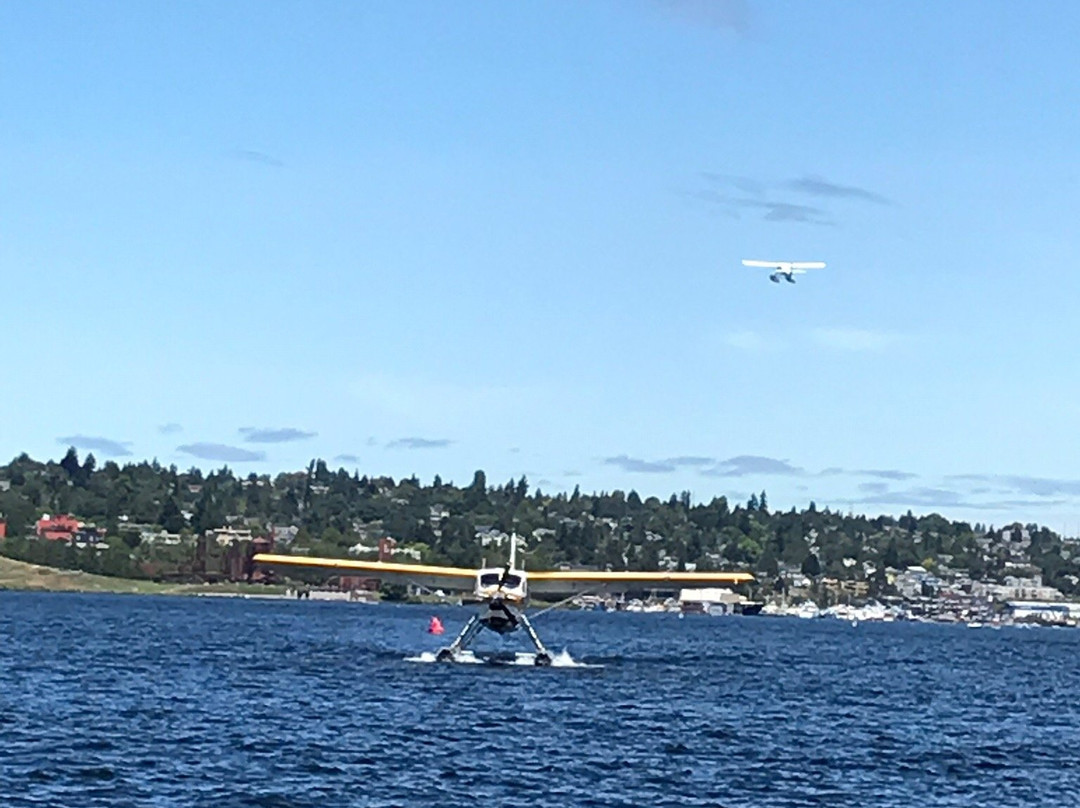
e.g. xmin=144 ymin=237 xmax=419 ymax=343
xmin=1 ymin=449 xmax=1077 ymax=594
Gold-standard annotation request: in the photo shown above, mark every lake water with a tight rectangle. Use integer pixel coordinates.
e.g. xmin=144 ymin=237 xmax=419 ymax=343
xmin=1 ymin=591 xmax=1078 ymax=807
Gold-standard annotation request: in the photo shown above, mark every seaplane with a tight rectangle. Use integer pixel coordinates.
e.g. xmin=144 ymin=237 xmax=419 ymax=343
xmin=742 ymin=259 xmax=826 ymax=283
xmin=253 ymin=537 xmax=753 ymax=666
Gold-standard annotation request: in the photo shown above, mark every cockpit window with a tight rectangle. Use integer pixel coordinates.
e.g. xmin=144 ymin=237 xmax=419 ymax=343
xmin=478 ymin=572 xmax=523 ymax=588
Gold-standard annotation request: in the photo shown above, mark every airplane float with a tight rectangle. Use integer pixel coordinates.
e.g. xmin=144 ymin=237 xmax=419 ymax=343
xmin=254 ymin=538 xmax=753 ymax=666
xmin=742 ymin=259 xmax=826 ymax=283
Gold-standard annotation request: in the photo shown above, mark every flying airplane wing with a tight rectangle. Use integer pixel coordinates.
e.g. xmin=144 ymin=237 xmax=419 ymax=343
xmin=742 ymin=260 xmax=825 ymax=270
xmin=252 ymin=553 xmax=478 ymax=591
xmin=741 ymin=259 xmax=788 ymax=268
xmin=526 ymin=569 xmax=754 ymax=597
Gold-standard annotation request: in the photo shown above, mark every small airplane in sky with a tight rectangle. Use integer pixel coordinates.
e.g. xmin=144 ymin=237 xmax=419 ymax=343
xmin=254 ymin=537 xmax=753 ymax=665
xmin=742 ymin=259 xmax=826 ymax=283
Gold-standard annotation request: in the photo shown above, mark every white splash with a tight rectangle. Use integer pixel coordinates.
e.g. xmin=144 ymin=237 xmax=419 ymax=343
xmin=550 ymin=649 xmax=598 ymax=668
xmin=405 ymin=651 xmax=482 ymax=665
xmin=404 ymin=648 xmax=599 ymax=668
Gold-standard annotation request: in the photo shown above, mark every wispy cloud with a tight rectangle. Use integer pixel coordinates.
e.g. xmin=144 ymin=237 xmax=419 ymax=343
xmin=672 ymin=459 xmax=920 ymax=481
xmin=692 ymin=187 xmax=832 ymax=225
xmin=856 ymin=486 xmax=970 ymax=509
xmin=335 ymin=454 xmax=360 ymax=463
xmin=695 ymin=171 xmax=889 ymax=226
xmin=859 ymin=482 xmax=890 ymax=494
xmin=386 ymin=437 xmax=453 ymax=450
xmin=606 ymin=453 xmax=835 ymax=478
xmin=784 ymin=175 xmax=891 ymax=205
xmin=239 ymin=427 xmax=317 ymax=444
xmin=760 ymin=201 xmax=832 ymax=224
xmin=604 ymin=454 xmax=722 ymax=474
xmin=668 ymin=456 xmax=716 ymax=468
xmin=702 ymin=455 xmax=804 ymax=477
xmin=811 ymin=327 xmax=904 ymax=352
xmin=158 ymin=423 xmax=183 ymax=435
xmin=978 ymin=499 xmax=1069 ymax=510
xmin=854 ymin=485 xmax=1065 ymax=512
xmin=948 ymin=474 xmax=1080 ymax=498
xmin=817 ymin=467 xmax=917 ymax=480
xmin=57 ymin=435 xmax=133 ymax=457
xmin=604 ymin=455 xmax=676 ymax=474
xmin=177 ymin=443 xmax=266 ymax=462
xmin=860 ymin=469 xmax=917 ymax=481
xmin=228 ymin=148 xmax=284 ymax=168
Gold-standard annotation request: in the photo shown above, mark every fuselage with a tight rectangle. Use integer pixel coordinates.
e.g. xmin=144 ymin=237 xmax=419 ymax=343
xmin=474 ymin=567 xmax=528 ymax=634
xmin=437 ymin=559 xmax=552 ymax=663
xmin=475 ymin=567 xmax=528 ymax=601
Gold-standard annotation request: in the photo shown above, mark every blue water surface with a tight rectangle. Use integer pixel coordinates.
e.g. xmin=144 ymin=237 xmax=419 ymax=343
xmin=1 ymin=591 xmax=1079 ymax=807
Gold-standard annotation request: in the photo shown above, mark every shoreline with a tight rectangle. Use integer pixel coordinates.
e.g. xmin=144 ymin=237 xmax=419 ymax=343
xmin=0 ymin=555 xmax=288 ymax=597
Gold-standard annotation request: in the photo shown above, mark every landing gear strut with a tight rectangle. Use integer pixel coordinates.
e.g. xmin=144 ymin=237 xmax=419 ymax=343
xmin=436 ymin=606 xmax=552 ymax=666
xmin=519 ymin=612 xmax=552 ymax=666
xmin=436 ymin=613 xmax=483 ymax=662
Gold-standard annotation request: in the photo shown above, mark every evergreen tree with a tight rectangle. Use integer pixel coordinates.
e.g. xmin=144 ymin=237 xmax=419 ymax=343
xmin=883 ymin=536 xmax=900 ymax=569
xmin=74 ymin=453 xmax=96 ymax=488
xmin=192 ymin=491 xmax=226 ymax=535
xmin=464 ymin=470 xmax=488 ymax=510
xmin=60 ymin=447 xmax=80 ymax=480
xmin=758 ymin=544 xmax=780 ymax=577
xmin=160 ymin=498 xmax=186 ymax=534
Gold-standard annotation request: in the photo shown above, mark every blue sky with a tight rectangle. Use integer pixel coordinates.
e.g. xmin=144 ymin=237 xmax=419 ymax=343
xmin=3 ymin=1 xmax=1080 ymax=531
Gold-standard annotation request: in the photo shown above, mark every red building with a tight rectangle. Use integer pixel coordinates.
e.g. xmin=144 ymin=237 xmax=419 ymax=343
xmin=35 ymin=514 xmax=104 ymax=543
xmin=36 ymin=514 xmax=82 ymax=541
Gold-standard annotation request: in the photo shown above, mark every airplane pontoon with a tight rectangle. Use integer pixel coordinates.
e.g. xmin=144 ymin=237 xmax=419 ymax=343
xmin=742 ymin=259 xmax=826 ymax=283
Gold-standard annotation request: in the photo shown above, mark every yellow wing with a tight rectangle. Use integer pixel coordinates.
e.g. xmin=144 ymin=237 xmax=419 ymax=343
xmin=252 ymin=553 xmax=477 ymax=592
xmin=526 ymin=569 xmax=754 ymax=597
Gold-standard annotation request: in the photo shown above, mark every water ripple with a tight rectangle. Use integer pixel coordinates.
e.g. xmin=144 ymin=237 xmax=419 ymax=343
xmin=3 ymin=593 xmax=1080 ymax=807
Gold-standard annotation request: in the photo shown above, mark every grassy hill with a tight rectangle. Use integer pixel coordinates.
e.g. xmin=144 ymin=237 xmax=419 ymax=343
xmin=0 ymin=555 xmax=286 ymax=596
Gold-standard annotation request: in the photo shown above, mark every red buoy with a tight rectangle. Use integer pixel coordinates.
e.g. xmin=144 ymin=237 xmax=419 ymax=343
xmin=428 ymin=616 xmax=444 ymax=635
